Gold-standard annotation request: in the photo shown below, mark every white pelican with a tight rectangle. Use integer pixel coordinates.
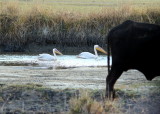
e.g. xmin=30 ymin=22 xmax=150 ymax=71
xmin=77 ymin=45 xmax=107 ymax=59
xmin=38 ymin=48 xmax=63 ymax=61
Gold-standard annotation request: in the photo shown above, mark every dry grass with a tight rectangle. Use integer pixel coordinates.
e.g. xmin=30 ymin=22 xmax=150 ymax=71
xmin=1 ymin=1 xmax=160 ymax=52
xmin=0 ymin=84 xmax=77 ymax=113
xmin=0 ymin=84 xmax=160 ymax=113
xmin=69 ymin=88 xmax=160 ymax=114
xmin=69 ymin=90 xmax=122 ymax=114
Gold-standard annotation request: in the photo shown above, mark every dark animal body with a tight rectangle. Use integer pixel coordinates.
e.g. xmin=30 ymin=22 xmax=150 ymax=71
xmin=106 ymin=20 xmax=160 ymax=98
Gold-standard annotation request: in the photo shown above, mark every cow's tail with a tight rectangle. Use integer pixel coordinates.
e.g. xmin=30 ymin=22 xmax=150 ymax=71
xmin=107 ymin=33 xmax=111 ymax=74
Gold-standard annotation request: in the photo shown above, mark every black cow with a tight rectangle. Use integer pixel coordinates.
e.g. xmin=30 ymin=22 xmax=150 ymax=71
xmin=106 ymin=20 xmax=160 ymax=98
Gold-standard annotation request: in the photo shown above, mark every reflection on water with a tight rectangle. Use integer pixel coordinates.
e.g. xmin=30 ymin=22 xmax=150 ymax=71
xmin=0 ymin=54 xmax=112 ymax=68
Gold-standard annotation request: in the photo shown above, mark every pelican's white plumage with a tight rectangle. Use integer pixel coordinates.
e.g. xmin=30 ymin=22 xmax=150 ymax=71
xmin=77 ymin=45 xmax=107 ymax=59
xmin=38 ymin=48 xmax=62 ymax=61
xmin=78 ymin=52 xmax=96 ymax=59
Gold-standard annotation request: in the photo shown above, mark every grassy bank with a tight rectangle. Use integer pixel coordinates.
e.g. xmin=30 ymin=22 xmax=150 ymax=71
xmin=0 ymin=84 xmax=77 ymax=113
xmin=0 ymin=84 xmax=160 ymax=113
xmin=1 ymin=1 xmax=160 ymax=53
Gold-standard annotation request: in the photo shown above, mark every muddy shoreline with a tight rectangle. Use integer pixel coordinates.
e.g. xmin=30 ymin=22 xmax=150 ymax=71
xmin=0 ymin=66 xmax=159 ymax=89
xmin=0 ymin=66 xmax=160 ymax=113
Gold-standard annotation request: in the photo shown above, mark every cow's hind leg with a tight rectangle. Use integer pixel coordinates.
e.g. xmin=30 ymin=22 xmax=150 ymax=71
xmin=106 ymin=66 xmax=123 ymax=99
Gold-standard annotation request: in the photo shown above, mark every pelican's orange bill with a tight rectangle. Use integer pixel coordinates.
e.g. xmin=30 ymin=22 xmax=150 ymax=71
xmin=55 ymin=49 xmax=63 ymax=55
xmin=96 ymin=46 xmax=107 ymax=54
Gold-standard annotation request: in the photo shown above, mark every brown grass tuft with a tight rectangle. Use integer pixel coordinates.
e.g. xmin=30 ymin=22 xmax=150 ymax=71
xmin=69 ymin=90 xmax=122 ymax=114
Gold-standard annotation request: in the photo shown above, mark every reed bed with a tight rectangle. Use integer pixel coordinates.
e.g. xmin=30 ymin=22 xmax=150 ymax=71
xmin=1 ymin=1 xmax=160 ymax=53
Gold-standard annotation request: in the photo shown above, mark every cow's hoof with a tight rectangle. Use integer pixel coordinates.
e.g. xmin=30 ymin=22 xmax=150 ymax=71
xmin=105 ymin=91 xmax=115 ymax=100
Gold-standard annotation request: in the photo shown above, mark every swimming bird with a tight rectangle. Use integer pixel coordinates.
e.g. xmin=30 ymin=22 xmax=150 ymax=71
xmin=38 ymin=48 xmax=63 ymax=61
xmin=77 ymin=45 xmax=107 ymax=59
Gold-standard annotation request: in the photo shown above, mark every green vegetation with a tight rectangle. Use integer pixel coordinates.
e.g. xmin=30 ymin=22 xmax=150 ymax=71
xmin=0 ymin=0 xmax=160 ymax=53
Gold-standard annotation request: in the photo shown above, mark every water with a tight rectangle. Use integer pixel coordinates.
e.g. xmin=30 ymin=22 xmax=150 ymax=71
xmin=0 ymin=54 xmax=112 ymax=68
xmin=0 ymin=55 xmax=36 ymax=61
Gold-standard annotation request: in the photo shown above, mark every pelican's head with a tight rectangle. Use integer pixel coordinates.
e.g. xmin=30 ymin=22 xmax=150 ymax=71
xmin=53 ymin=48 xmax=63 ymax=55
xmin=94 ymin=45 xmax=107 ymax=54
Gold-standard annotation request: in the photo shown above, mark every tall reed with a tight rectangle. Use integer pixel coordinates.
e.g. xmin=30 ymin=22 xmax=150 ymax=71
xmin=1 ymin=1 xmax=160 ymax=52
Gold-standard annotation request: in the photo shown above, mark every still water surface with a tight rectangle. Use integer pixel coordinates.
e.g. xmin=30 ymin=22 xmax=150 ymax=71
xmin=0 ymin=54 xmax=112 ymax=68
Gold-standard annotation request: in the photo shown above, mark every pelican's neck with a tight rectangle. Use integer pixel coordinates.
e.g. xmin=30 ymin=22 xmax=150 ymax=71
xmin=94 ymin=46 xmax=98 ymax=58
xmin=53 ymin=50 xmax=57 ymax=60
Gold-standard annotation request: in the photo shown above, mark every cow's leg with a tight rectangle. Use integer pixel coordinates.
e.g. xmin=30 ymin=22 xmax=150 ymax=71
xmin=106 ymin=66 xmax=123 ymax=99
